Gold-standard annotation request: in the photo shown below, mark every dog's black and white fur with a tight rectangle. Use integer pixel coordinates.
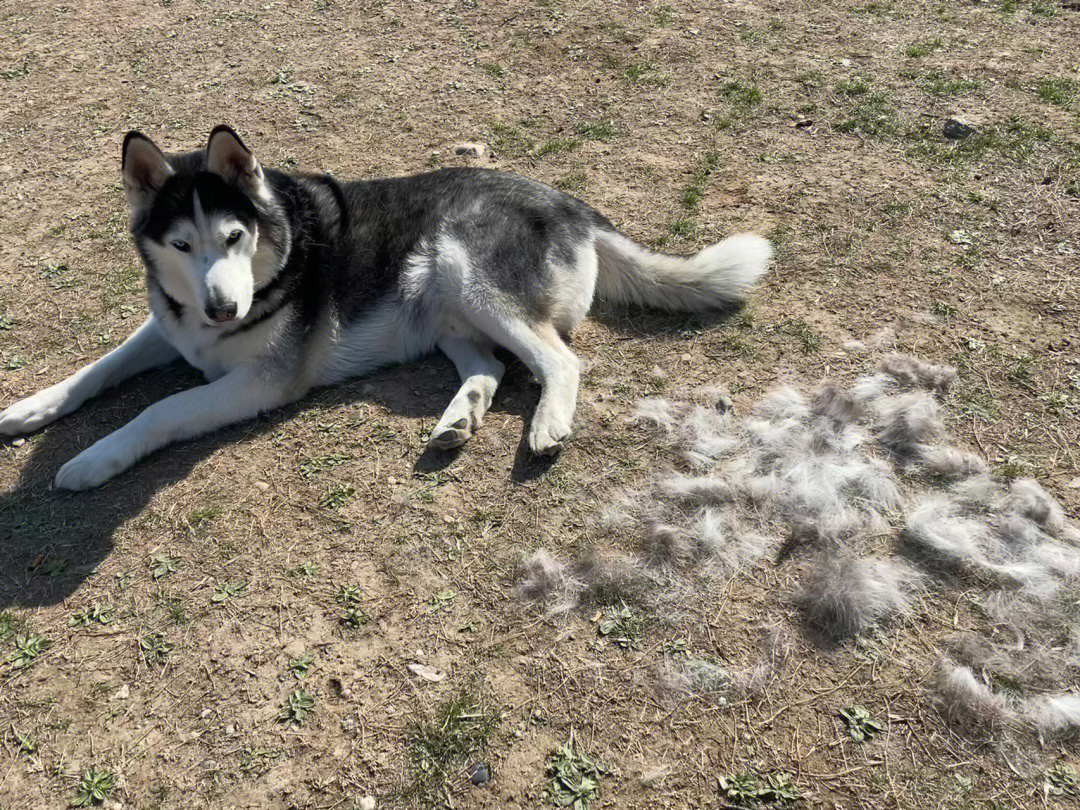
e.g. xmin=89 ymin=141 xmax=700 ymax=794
xmin=0 ymin=126 xmax=771 ymax=490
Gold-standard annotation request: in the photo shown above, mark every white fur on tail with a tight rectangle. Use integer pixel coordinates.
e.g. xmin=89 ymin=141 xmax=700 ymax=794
xmin=593 ymin=229 xmax=772 ymax=311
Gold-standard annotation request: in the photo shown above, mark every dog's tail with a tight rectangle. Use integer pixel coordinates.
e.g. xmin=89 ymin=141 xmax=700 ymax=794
xmin=593 ymin=227 xmax=772 ymax=312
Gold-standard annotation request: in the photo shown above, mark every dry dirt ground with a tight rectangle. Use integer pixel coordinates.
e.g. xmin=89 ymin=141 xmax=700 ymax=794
xmin=0 ymin=0 xmax=1078 ymax=807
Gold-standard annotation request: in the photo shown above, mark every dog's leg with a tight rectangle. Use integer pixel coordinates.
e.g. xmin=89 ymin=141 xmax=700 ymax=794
xmin=54 ymin=364 xmax=300 ymax=491
xmin=429 ymin=335 xmax=504 ymax=450
xmin=464 ymin=314 xmax=580 ymax=456
xmin=0 ymin=317 xmax=180 ymax=437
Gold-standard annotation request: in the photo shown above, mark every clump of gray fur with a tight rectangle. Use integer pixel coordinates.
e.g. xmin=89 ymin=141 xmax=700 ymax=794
xmin=518 ymin=549 xmax=579 ymax=612
xmin=918 ymin=446 xmax=987 ymax=480
xmin=797 ymin=554 xmax=917 ymax=638
xmin=811 ymin=381 xmax=866 ymax=424
xmin=935 ymin=661 xmax=1012 ymax=723
xmin=657 ymin=475 xmax=734 ymax=505
xmin=880 ymin=353 xmax=956 ymax=393
xmin=875 ymin=392 xmax=943 ymax=456
xmin=1003 ymin=478 xmax=1066 ymax=538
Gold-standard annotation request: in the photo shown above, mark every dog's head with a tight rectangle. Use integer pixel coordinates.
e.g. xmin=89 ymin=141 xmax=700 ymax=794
xmin=122 ymin=126 xmax=284 ymax=326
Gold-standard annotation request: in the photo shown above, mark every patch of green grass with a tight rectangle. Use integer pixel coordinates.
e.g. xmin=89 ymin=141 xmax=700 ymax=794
xmin=838 ymin=94 xmax=900 ymax=138
xmin=139 ymin=634 xmax=174 ymax=667
xmin=212 ymin=579 xmax=248 ymax=603
xmin=489 ymin=121 xmax=535 ymax=156
xmin=7 ymin=634 xmax=51 ymax=669
xmin=904 ymin=37 xmax=942 ymax=58
xmin=835 ymin=75 xmax=873 ymax=97
xmin=483 ymin=62 xmax=506 ymax=78
xmin=555 ymin=170 xmax=589 ymax=194
xmin=574 ymin=119 xmax=619 ymax=142
xmin=186 ymin=506 xmax=219 ymax=531
xmin=796 ymin=70 xmax=825 ymax=90
xmin=1008 ymin=353 xmax=1039 ymax=389
xmin=69 ymin=604 xmax=115 ymax=627
xmin=279 ymin=689 xmax=315 ymax=726
xmin=839 ymin=705 xmax=883 ymax=742
xmin=158 ymin=594 xmax=188 ymax=626
xmin=667 ymin=218 xmax=698 ymax=240
xmin=150 ymin=554 xmax=180 ymax=580
xmin=653 ymin=4 xmax=676 ymax=26
xmin=680 ymin=151 xmax=721 ymax=212
xmin=407 ymin=687 xmax=497 ymax=806
xmin=720 ymin=80 xmax=763 ymax=110
xmin=597 ymin=604 xmax=647 ymax=650
xmin=958 ymin=383 xmax=1000 ymax=421
xmin=289 ymin=652 xmax=315 ymax=679
xmin=545 ymin=741 xmax=610 ymax=809
xmin=534 ymin=137 xmax=582 ymax=158
xmin=72 ymin=768 xmax=117 ymax=806
xmin=995 ymin=453 xmax=1033 ymax=480
xmin=299 ymin=453 xmax=349 ymax=480
xmin=1031 ymin=0 xmax=1061 ymax=15
xmin=623 ymin=61 xmax=670 ymax=87
xmin=906 ymin=115 xmax=1052 ymax=167
xmin=1035 ymin=77 xmax=1076 ymax=108
xmin=776 ymin=319 xmax=821 ymax=353
xmin=319 ymin=483 xmax=356 ymax=509
xmin=908 ymin=69 xmax=982 ymax=96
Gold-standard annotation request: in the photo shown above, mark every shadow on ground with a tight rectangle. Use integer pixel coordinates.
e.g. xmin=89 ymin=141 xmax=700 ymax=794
xmin=0 ymin=305 xmax=737 ymax=610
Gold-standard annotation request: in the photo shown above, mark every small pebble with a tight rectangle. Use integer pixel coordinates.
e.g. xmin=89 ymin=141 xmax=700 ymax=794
xmin=11 ymin=438 xmax=25 ymax=447
xmin=453 ymin=142 xmax=488 ymax=159
xmin=943 ymin=117 xmax=975 ymax=140
xmin=358 ymin=797 xmax=376 ymax=810
xmin=469 ymin=763 xmax=491 ymax=785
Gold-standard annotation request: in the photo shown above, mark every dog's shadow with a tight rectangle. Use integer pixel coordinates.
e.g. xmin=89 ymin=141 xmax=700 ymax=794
xmin=0 ymin=305 xmax=736 ymax=611
xmin=0 ymin=349 xmax=548 ymax=611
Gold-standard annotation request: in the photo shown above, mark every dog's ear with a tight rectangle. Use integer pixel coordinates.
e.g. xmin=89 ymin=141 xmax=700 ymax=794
xmin=206 ymin=125 xmax=267 ymax=198
xmin=122 ymin=131 xmax=173 ymax=214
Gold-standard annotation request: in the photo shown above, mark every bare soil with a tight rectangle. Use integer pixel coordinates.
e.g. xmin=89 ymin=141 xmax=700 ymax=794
xmin=0 ymin=0 xmax=1078 ymax=808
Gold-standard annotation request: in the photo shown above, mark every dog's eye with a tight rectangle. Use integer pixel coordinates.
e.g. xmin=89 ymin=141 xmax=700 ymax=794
xmin=226 ymin=230 xmax=243 ymax=246
xmin=171 ymin=240 xmax=191 ymax=253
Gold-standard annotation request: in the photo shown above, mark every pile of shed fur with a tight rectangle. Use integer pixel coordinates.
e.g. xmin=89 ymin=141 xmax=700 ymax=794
xmin=519 ymin=350 xmax=1080 ymax=751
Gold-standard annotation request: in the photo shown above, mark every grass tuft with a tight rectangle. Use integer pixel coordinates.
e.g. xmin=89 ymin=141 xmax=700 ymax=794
xmin=407 ymin=686 xmax=497 ymax=807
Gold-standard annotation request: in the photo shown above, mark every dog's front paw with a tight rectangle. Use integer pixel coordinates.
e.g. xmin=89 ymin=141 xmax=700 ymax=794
xmin=0 ymin=387 xmax=70 ymax=436
xmin=54 ymin=439 xmax=132 ymax=491
xmin=528 ymin=411 xmax=572 ymax=457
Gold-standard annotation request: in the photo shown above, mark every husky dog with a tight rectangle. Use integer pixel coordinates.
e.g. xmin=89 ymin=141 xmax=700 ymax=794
xmin=0 ymin=126 xmax=771 ymax=490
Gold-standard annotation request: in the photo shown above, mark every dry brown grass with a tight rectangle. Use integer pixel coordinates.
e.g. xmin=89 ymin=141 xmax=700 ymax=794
xmin=0 ymin=0 xmax=1078 ymax=807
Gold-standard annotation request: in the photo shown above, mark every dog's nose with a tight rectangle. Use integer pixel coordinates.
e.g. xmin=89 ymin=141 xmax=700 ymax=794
xmin=206 ymin=302 xmax=238 ymax=323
